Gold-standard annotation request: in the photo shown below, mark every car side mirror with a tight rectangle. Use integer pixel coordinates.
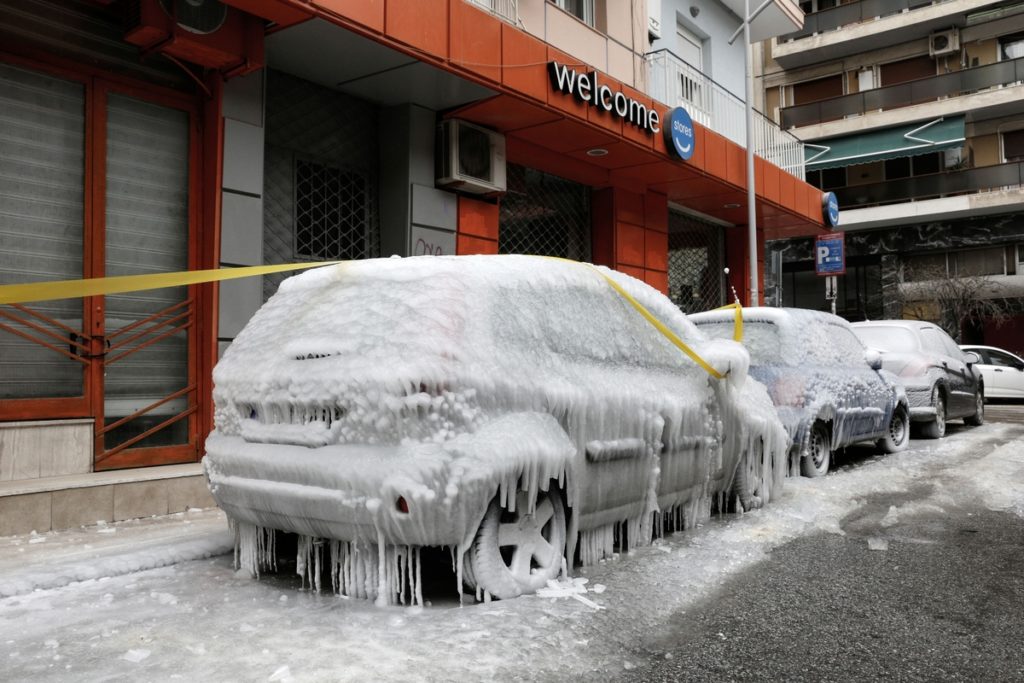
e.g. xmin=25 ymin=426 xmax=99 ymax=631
xmin=864 ymin=348 xmax=883 ymax=370
xmin=963 ymin=351 xmax=981 ymax=365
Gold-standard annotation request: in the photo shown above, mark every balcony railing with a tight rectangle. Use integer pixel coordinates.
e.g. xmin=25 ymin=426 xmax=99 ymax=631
xmin=781 ymin=56 xmax=1024 ymax=129
xmin=646 ymin=49 xmax=805 ymax=179
xmin=834 ymin=160 xmax=1024 ymax=208
xmin=780 ymin=0 xmax=945 ymax=42
xmin=467 ymin=0 xmax=517 ymax=24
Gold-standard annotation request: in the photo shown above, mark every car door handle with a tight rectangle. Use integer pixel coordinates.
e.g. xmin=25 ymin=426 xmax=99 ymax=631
xmin=995 ymin=368 xmax=1005 ymax=372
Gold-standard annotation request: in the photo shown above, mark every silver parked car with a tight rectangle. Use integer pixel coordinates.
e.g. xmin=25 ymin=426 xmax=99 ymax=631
xmin=959 ymin=345 xmax=1024 ymax=399
xmin=852 ymin=321 xmax=984 ymax=438
xmin=205 ymin=255 xmax=790 ymax=603
xmin=691 ymin=308 xmax=910 ymax=477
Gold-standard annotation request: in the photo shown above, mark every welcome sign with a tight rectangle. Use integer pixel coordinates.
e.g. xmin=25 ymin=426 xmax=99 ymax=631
xmin=548 ymin=62 xmax=661 ymax=135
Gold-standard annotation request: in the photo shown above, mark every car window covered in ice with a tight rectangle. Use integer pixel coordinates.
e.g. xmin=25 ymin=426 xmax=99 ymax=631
xmin=853 ymin=325 xmax=918 ymax=354
xmin=803 ymin=322 xmax=868 ymax=368
xmin=490 ymin=282 xmax=700 ymax=371
xmin=697 ymin=320 xmax=783 ymax=366
xmin=920 ymin=328 xmax=952 ymax=357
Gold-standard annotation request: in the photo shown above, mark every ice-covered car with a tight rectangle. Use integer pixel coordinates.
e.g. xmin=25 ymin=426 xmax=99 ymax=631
xmin=959 ymin=345 xmax=1024 ymax=399
xmin=690 ymin=308 xmax=909 ymax=477
xmin=204 ymin=255 xmax=789 ymax=604
xmin=852 ymin=320 xmax=984 ymax=438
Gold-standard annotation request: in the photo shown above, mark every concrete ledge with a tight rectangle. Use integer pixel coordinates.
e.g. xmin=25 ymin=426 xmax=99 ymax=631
xmin=0 ymin=464 xmax=217 ymax=537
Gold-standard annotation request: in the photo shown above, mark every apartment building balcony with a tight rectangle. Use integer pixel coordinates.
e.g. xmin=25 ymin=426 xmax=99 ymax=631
xmin=773 ymin=0 xmax=1003 ymax=69
xmin=467 ymin=0 xmax=517 ymax=24
xmin=781 ymin=57 xmax=1024 ymax=137
xmin=646 ymin=48 xmax=806 ymax=180
xmin=835 ymin=161 xmax=1024 ymax=230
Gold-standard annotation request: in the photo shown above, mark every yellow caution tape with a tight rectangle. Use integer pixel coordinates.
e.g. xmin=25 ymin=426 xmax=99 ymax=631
xmin=0 ymin=262 xmax=341 ymax=306
xmin=713 ymin=302 xmax=745 ymax=342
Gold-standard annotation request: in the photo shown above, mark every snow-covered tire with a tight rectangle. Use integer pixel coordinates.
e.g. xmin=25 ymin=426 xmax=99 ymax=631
xmin=801 ymin=421 xmax=831 ymax=478
xmin=964 ymin=390 xmax=985 ymax=426
xmin=732 ymin=439 xmax=765 ymax=512
xmin=920 ymin=388 xmax=946 ymax=439
xmin=878 ymin=404 xmax=910 ymax=454
xmin=468 ymin=487 xmax=566 ymax=600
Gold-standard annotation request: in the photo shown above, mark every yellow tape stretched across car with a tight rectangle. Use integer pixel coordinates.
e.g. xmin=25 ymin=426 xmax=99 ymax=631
xmin=0 ymin=256 xmax=740 ymax=381
xmin=0 ymin=262 xmax=341 ymax=306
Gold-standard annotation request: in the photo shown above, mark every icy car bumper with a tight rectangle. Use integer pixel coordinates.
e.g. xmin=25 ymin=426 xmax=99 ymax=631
xmin=204 ymin=434 xmax=480 ymax=548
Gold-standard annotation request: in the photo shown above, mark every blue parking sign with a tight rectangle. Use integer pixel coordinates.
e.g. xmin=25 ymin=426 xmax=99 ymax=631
xmin=815 ymin=232 xmax=845 ymax=275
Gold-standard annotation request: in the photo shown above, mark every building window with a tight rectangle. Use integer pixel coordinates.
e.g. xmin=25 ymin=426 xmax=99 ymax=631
xmin=550 ymin=0 xmax=594 ymax=27
xmin=1000 ymin=33 xmax=1024 ymax=61
xmin=1003 ymin=129 xmax=1024 ymax=162
xmin=884 ymin=152 xmax=941 ymax=180
xmin=293 ymin=158 xmax=369 ymax=260
xmin=805 ymin=166 xmax=847 ymax=190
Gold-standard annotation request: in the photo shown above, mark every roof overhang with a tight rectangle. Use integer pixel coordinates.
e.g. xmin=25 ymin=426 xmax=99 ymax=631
xmin=721 ymin=0 xmax=804 ymax=42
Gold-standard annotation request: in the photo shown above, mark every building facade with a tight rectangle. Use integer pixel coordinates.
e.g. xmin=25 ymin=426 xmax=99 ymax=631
xmin=759 ymin=0 xmax=1024 ymax=351
xmin=0 ymin=0 xmax=821 ymax=533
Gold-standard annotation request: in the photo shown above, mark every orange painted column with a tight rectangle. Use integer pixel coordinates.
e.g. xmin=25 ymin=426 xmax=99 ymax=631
xmin=591 ymin=188 xmax=669 ymax=294
xmin=456 ymin=196 xmax=499 ymax=254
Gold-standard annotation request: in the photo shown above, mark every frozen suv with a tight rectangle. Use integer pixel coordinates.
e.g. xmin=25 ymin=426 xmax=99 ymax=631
xmin=204 ymin=255 xmax=789 ymax=604
xmin=691 ymin=308 xmax=909 ymax=477
xmin=852 ymin=320 xmax=984 ymax=438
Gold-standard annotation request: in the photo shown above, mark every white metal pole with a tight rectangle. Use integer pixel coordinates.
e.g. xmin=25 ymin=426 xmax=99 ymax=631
xmin=744 ymin=0 xmax=758 ymax=306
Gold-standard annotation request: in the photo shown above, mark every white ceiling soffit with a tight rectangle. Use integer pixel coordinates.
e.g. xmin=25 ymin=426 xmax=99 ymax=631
xmin=722 ymin=0 xmax=804 ymax=42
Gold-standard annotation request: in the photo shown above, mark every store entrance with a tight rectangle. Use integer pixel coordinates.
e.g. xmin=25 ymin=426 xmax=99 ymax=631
xmin=0 ymin=60 xmax=200 ymax=471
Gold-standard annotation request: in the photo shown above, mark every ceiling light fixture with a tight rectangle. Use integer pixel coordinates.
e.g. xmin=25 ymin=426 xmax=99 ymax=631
xmin=586 ymin=148 xmax=609 ymax=157
xmin=724 ymin=202 xmax=741 ymax=209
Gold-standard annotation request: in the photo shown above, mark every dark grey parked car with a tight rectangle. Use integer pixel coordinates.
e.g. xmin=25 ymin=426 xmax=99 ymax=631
xmin=852 ymin=320 xmax=984 ymax=438
xmin=691 ymin=308 xmax=910 ymax=477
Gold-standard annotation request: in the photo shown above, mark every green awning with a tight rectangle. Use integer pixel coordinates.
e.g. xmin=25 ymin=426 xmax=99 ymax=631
xmin=805 ymin=116 xmax=965 ymax=171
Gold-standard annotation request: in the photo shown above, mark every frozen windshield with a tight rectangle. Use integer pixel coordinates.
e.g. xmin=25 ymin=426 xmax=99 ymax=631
xmin=853 ymin=326 xmax=918 ymax=354
xmin=698 ymin=321 xmax=782 ymax=366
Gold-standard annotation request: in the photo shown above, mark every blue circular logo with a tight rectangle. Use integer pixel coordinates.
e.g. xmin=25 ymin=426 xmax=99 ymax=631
xmin=664 ymin=107 xmax=695 ymax=161
xmin=824 ymin=192 xmax=839 ymax=227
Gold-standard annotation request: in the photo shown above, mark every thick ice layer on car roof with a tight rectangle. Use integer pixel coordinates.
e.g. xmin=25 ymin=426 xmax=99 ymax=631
xmin=207 ymin=256 xmax=788 ymax=604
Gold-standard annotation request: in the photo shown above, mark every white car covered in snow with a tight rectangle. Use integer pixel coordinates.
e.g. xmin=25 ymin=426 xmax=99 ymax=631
xmin=204 ymin=255 xmax=789 ymax=604
xmin=691 ymin=308 xmax=909 ymax=477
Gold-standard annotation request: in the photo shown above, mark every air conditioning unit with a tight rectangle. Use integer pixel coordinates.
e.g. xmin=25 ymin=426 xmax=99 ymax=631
xmin=124 ymin=0 xmax=264 ymax=77
xmin=929 ymin=29 xmax=960 ymax=58
xmin=436 ymin=120 xmax=506 ymax=195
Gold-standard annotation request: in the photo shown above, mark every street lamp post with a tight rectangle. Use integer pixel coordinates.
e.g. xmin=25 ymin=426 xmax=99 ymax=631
xmin=730 ymin=0 xmax=774 ymax=306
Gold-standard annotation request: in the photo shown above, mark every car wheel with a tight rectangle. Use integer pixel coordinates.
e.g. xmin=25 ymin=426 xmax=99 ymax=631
xmin=801 ymin=422 xmax=831 ymax=478
xmin=920 ymin=388 xmax=946 ymax=439
xmin=732 ymin=438 xmax=765 ymax=512
xmin=878 ymin=404 xmax=910 ymax=454
xmin=468 ymin=487 xmax=566 ymax=599
xmin=964 ymin=391 xmax=985 ymax=426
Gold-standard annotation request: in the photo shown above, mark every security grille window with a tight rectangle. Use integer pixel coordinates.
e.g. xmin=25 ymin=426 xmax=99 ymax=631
xmin=550 ymin=0 xmax=594 ymax=26
xmin=667 ymin=211 xmax=724 ymax=314
xmin=499 ymin=164 xmax=591 ymax=260
xmin=293 ymin=158 xmax=369 ymax=260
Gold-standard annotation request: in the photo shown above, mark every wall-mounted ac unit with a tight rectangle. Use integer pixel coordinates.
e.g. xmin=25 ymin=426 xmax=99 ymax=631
xmin=124 ymin=0 xmax=264 ymax=77
xmin=929 ymin=29 xmax=960 ymax=58
xmin=436 ymin=119 xmax=507 ymax=195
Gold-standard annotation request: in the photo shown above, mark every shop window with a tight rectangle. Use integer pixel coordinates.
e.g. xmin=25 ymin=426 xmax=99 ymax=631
xmin=293 ymin=159 xmax=369 ymax=260
xmin=955 ymin=247 xmax=1005 ymax=277
xmin=499 ymin=165 xmax=590 ymax=261
xmin=550 ymin=0 xmax=594 ymax=26
xmin=904 ymin=252 xmax=948 ymax=281
xmin=668 ymin=211 xmax=724 ymax=314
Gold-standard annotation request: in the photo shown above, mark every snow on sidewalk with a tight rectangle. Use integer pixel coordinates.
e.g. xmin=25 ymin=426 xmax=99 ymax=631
xmin=0 ymin=508 xmax=231 ymax=598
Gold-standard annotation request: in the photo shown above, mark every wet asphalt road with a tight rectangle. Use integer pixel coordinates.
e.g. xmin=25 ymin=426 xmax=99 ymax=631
xmin=619 ymin=410 xmax=1024 ymax=683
